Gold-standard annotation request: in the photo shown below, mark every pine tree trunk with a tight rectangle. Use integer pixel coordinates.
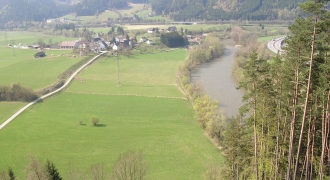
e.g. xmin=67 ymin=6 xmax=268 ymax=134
xmin=275 ymin=86 xmax=283 ymax=180
xmin=293 ymin=15 xmax=318 ymax=180
xmin=320 ymin=90 xmax=330 ymax=178
xmin=286 ymin=67 xmax=300 ymax=179
xmin=253 ymin=82 xmax=259 ymax=180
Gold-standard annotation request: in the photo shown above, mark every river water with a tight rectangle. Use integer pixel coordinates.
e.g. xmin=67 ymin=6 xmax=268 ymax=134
xmin=190 ymin=39 xmax=245 ymax=118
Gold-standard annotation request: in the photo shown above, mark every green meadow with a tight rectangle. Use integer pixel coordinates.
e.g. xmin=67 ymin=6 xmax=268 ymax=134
xmin=0 ymin=47 xmax=83 ymax=90
xmin=0 ymin=31 xmax=77 ymax=46
xmin=0 ymin=102 xmax=26 ymax=124
xmin=0 ymin=48 xmax=224 ymax=179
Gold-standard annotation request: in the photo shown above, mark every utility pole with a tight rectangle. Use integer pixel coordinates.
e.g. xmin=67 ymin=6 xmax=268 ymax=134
xmin=5 ymin=30 xmax=8 ymax=45
xmin=12 ymin=39 xmax=16 ymax=56
xmin=116 ymin=53 xmax=120 ymax=85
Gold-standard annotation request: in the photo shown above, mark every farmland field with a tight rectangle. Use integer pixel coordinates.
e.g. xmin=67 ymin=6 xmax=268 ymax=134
xmin=0 ymin=102 xmax=26 ymax=124
xmin=0 ymin=47 xmax=83 ymax=90
xmin=0 ymin=48 xmax=224 ymax=179
xmin=0 ymin=31 xmax=78 ymax=46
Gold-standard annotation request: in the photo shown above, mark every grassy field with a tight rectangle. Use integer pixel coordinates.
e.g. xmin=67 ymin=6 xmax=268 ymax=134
xmin=0 ymin=102 xmax=27 ymax=124
xmin=257 ymin=35 xmax=282 ymax=42
xmin=0 ymin=49 xmax=224 ymax=179
xmin=0 ymin=31 xmax=78 ymax=46
xmin=0 ymin=47 xmax=84 ymax=90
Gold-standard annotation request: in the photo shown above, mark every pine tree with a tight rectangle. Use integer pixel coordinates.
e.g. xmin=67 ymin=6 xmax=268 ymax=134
xmin=44 ymin=160 xmax=62 ymax=180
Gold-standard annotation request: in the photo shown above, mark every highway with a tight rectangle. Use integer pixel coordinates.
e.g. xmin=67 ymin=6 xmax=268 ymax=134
xmin=267 ymin=36 xmax=285 ymax=54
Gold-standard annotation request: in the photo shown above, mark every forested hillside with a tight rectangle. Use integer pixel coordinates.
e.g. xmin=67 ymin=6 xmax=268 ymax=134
xmin=0 ymin=0 xmax=71 ymax=23
xmin=0 ymin=0 xmax=307 ymax=23
xmin=151 ymin=0 xmax=306 ymax=21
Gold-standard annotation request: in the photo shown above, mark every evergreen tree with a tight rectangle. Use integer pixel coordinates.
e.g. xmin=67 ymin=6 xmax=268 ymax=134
xmin=8 ymin=168 xmax=15 ymax=180
xmin=44 ymin=160 xmax=62 ymax=180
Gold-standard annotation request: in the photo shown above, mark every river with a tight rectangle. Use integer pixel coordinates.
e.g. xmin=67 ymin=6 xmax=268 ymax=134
xmin=190 ymin=39 xmax=245 ymax=118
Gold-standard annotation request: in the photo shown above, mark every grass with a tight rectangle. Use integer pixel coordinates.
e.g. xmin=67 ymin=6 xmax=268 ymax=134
xmin=0 ymin=31 xmax=78 ymax=46
xmin=76 ymin=50 xmax=186 ymax=85
xmin=0 ymin=48 xmax=224 ymax=179
xmin=0 ymin=93 xmax=223 ymax=179
xmin=0 ymin=102 xmax=27 ymax=124
xmin=257 ymin=35 xmax=282 ymax=42
xmin=0 ymin=47 xmax=84 ymax=90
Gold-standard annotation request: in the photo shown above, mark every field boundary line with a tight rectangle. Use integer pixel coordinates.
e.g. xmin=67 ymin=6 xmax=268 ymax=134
xmin=65 ymin=91 xmax=187 ymax=100
xmin=0 ymin=52 xmax=107 ymax=130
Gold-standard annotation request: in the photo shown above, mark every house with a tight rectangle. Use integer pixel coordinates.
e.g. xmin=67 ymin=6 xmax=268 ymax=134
xmin=78 ymin=40 xmax=90 ymax=50
xmin=90 ymin=38 xmax=108 ymax=51
xmin=115 ymin=35 xmax=126 ymax=43
xmin=146 ymin=40 xmax=154 ymax=44
xmin=34 ymin=52 xmax=46 ymax=58
xmin=112 ymin=43 xmax=119 ymax=51
xmin=147 ymin=28 xmax=156 ymax=33
xmin=60 ymin=41 xmax=78 ymax=49
xmin=46 ymin=19 xmax=57 ymax=23
xmin=167 ymin=26 xmax=177 ymax=32
xmin=140 ymin=37 xmax=148 ymax=42
xmin=202 ymin=33 xmax=208 ymax=37
xmin=186 ymin=35 xmax=196 ymax=39
xmin=28 ymin=44 xmax=40 ymax=49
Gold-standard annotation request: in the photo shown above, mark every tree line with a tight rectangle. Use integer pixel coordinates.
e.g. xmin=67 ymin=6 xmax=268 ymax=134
xmin=221 ymin=0 xmax=330 ymax=179
xmin=0 ymin=150 xmax=147 ymax=180
xmin=177 ymin=33 xmax=225 ymax=142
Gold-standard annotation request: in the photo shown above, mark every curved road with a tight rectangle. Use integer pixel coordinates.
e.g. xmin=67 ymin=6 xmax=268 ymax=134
xmin=267 ymin=36 xmax=285 ymax=54
xmin=0 ymin=52 xmax=107 ymax=130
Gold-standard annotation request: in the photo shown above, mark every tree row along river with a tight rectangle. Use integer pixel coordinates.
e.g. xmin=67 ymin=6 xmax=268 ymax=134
xmin=191 ymin=39 xmax=245 ymax=118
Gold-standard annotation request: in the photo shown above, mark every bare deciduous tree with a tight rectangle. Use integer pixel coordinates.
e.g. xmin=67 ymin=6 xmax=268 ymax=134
xmin=113 ymin=150 xmax=147 ymax=180
xmin=25 ymin=156 xmax=45 ymax=180
xmin=90 ymin=163 xmax=107 ymax=180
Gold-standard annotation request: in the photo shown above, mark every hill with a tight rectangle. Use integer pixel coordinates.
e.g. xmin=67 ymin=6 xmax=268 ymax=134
xmin=0 ymin=0 xmax=307 ymax=23
xmin=150 ymin=0 xmax=306 ymax=21
xmin=0 ymin=0 xmax=71 ymax=23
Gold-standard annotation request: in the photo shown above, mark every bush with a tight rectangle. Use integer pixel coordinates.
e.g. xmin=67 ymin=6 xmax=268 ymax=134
xmin=0 ymin=84 xmax=39 ymax=102
xmin=90 ymin=116 xmax=99 ymax=126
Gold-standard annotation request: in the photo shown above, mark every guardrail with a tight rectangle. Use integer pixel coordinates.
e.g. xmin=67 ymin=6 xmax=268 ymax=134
xmin=267 ymin=36 xmax=286 ymax=54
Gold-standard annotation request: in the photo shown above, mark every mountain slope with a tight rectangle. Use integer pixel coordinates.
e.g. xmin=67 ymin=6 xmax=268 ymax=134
xmin=151 ymin=0 xmax=306 ymax=21
xmin=0 ymin=0 xmax=307 ymax=23
xmin=0 ymin=0 xmax=71 ymax=23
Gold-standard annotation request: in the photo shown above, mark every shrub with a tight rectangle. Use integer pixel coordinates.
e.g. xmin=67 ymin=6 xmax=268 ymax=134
xmin=0 ymin=84 xmax=39 ymax=102
xmin=90 ymin=116 xmax=99 ymax=126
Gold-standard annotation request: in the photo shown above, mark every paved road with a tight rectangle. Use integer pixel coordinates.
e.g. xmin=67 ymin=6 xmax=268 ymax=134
xmin=0 ymin=52 xmax=107 ymax=130
xmin=267 ymin=36 xmax=286 ymax=54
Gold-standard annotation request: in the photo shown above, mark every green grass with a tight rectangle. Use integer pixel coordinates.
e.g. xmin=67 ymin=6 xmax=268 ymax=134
xmin=76 ymin=50 xmax=186 ymax=85
xmin=0 ymin=31 xmax=78 ymax=46
xmin=257 ymin=35 xmax=282 ymax=42
xmin=0 ymin=102 xmax=27 ymax=124
xmin=0 ymin=47 xmax=83 ymax=90
xmin=0 ymin=48 xmax=224 ymax=179
xmin=0 ymin=93 xmax=223 ymax=179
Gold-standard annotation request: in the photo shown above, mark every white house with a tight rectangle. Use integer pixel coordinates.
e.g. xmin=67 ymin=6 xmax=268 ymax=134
xmin=147 ymin=28 xmax=156 ymax=33
xmin=140 ymin=37 xmax=148 ymax=42
xmin=146 ymin=40 xmax=154 ymax=44
xmin=112 ymin=43 xmax=118 ymax=50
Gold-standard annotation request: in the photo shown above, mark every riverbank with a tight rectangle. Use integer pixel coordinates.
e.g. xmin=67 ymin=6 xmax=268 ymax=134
xmin=191 ymin=39 xmax=244 ymax=118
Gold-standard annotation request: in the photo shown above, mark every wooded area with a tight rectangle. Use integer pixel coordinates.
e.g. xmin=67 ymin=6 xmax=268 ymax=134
xmin=221 ymin=1 xmax=330 ymax=179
